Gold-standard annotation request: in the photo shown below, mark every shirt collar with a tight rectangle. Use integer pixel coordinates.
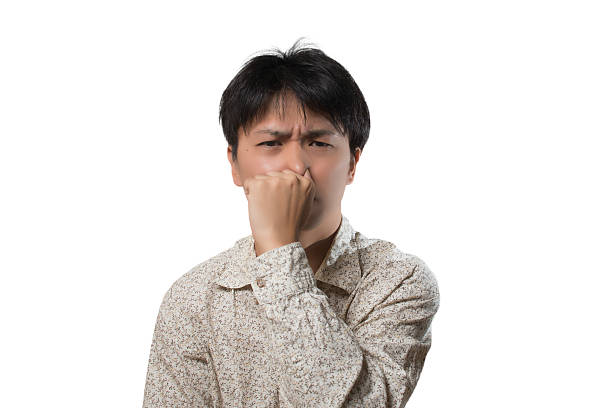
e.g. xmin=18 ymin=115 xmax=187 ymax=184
xmin=213 ymin=214 xmax=362 ymax=294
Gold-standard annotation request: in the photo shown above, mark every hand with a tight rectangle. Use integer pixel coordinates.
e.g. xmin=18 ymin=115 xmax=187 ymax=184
xmin=243 ymin=168 xmax=317 ymax=255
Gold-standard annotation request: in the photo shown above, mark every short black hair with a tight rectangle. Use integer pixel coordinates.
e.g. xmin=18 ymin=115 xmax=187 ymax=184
xmin=219 ymin=37 xmax=370 ymax=162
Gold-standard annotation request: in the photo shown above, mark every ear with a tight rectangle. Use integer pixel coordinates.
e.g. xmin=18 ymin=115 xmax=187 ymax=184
xmin=227 ymin=145 xmax=243 ymax=187
xmin=347 ymin=147 xmax=361 ymax=185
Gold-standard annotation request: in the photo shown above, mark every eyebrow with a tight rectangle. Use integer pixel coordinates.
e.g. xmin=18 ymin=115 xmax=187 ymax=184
xmin=253 ymin=129 xmax=338 ymax=138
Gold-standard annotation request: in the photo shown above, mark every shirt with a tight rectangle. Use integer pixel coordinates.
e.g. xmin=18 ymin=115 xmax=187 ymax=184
xmin=142 ymin=214 xmax=440 ymax=407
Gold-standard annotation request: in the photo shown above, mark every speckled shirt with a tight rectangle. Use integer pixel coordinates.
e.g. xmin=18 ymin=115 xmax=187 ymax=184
xmin=142 ymin=214 xmax=440 ymax=407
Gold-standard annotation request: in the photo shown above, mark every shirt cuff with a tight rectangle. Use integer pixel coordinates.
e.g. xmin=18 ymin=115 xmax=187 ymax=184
xmin=248 ymin=241 xmax=316 ymax=304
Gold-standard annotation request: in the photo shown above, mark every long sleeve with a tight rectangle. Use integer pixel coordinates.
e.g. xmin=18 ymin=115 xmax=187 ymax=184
xmin=142 ymin=285 xmax=219 ymax=407
xmin=249 ymin=241 xmax=440 ymax=408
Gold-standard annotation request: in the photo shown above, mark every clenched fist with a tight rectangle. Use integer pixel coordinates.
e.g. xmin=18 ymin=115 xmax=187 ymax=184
xmin=243 ymin=168 xmax=317 ymax=255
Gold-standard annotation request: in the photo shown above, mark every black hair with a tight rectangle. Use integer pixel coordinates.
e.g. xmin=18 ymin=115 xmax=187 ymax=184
xmin=219 ymin=37 xmax=370 ymax=162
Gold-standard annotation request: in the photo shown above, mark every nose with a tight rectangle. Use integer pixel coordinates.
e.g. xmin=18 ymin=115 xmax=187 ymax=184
xmin=282 ymin=139 xmax=311 ymax=176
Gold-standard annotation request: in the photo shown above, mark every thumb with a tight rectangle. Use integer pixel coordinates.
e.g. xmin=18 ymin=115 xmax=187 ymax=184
xmin=303 ymin=168 xmax=313 ymax=180
xmin=303 ymin=168 xmax=316 ymax=197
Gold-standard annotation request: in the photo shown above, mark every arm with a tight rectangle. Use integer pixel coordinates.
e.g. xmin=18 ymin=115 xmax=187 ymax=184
xmin=249 ymin=242 xmax=440 ymax=408
xmin=142 ymin=286 xmax=218 ymax=407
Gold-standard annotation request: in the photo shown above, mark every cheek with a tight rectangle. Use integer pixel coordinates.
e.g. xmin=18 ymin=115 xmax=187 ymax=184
xmin=312 ymin=161 xmax=349 ymax=193
xmin=327 ymin=159 xmax=350 ymax=180
xmin=245 ymin=161 xmax=275 ymax=177
xmin=237 ymin=147 xmax=274 ymax=174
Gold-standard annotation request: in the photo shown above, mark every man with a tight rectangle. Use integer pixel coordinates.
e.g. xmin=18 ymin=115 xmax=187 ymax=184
xmin=142 ymin=38 xmax=440 ymax=407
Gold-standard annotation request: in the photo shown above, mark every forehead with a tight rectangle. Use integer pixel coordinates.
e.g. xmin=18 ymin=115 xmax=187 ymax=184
xmin=243 ymin=91 xmax=340 ymax=135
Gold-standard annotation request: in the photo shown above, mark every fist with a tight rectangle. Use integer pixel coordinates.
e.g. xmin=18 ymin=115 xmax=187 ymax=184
xmin=243 ymin=168 xmax=317 ymax=255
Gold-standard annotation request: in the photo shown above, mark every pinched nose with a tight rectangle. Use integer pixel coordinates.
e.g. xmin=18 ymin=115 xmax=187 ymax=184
xmin=302 ymin=169 xmax=318 ymax=200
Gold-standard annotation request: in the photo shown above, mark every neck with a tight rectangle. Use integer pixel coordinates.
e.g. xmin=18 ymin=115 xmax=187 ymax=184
xmin=301 ymin=211 xmax=342 ymax=275
xmin=252 ymin=211 xmax=342 ymax=273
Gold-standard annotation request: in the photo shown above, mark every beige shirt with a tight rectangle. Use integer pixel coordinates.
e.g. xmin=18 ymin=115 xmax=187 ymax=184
xmin=142 ymin=214 xmax=440 ymax=407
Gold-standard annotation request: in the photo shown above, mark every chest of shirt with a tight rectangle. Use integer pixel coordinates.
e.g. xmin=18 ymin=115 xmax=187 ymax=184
xmin=205 ymin=280 xmax=351 ymax=349
xmin=199 ymin=280 xmax=353 ymax=405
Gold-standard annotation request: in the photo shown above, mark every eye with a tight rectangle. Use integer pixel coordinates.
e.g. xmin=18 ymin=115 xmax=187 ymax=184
xmin=257 ymin=141 xmax=332 ymax=148
xmin=258 ymin=141 xmax=281 ymax=147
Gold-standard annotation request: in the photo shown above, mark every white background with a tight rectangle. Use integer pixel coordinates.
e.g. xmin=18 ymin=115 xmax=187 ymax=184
xmin=1 ymin=1 xmax=610 ymax=406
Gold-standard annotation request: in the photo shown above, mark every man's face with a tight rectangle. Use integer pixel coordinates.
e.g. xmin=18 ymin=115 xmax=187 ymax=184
xmin=227 ymin=92 xmax=360 ymax=232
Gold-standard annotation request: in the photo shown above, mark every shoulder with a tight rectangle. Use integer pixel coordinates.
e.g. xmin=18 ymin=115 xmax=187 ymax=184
xmin=159 ymin=238 xmax=244 ymax=312
xmin=355 ymin=233 xmax=439 ymax=301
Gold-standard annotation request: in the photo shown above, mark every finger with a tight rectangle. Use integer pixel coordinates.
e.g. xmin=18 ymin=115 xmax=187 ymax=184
xmin=278 ymin=170 xmax=299 ymax=179
xmin=266 ymin=171 xmax=287 ymax=177
xmin=276 ymin=170 xmax=300 ymax=181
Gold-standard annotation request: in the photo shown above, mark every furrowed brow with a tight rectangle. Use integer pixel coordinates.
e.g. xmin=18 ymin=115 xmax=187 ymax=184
xmin=254 ymin=129 xmax=336 ymax=138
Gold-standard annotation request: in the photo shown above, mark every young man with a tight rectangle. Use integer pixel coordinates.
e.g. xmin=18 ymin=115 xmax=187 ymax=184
xmin=142 ymin=39 xmax=440 ymax=407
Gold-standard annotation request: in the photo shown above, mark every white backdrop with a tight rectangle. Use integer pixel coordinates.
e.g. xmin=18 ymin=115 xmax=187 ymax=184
xmin=1 ymin=1 xmax=610 ymax=406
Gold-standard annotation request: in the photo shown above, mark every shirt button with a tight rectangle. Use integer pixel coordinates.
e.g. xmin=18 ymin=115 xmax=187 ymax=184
xmin=256 ymin=277 xmax=266 ymax=288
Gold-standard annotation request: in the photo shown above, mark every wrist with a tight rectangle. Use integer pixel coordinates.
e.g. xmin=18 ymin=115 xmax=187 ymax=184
xmin=255 ymin=238 xmax=299 ymax=256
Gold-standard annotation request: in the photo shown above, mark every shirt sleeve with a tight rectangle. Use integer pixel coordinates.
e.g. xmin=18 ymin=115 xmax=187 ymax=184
xmin=142 ymin=285 xmax=219 ymax=408
xmin=249 ymin=241 xmax=440 ymax=408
